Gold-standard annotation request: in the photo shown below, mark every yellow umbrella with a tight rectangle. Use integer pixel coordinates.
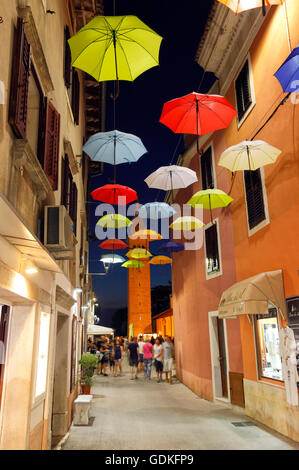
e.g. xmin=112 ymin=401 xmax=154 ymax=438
xmin=129 ymin=229 xmax=163 ymax=241
xmin=126 ymin=248 xmax=152 ymax=260
xmin=122 ymin=260 xmax=145 ymax=269
xmin=170 ymin=216 xmax=205 ymax=231
xmin=150 ymin=256 xmax=172 ymax=265
xmin=187 ymin=189 xmax=233 ymax=224
xmin=97 ymin=214 xmax=132 ymax=228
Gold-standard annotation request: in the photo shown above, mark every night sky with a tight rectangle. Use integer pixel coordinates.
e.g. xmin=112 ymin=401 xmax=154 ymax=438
xmin=88 ymin=0 xmax=215 ymax=328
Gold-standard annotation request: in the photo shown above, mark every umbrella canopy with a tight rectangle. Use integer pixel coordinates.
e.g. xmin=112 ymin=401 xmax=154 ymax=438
xmin=217 ymin=0 xmax=284 ymax=14
xmin=129 ymin=230 xmax=162 ymax=241
xmin=145 ymin=165 xmax=198 ymax=191
xmin=68 ymin=15 xmax=163 ymax=83
xmin=150 ymin=256 xmax=172 ymax=265
xmin=100 ymin=254 xmax=126 ymax=264
xmin=138 ymin=202 xmax=176 ymax=220
xmin=159 ymin=93 xmax=236 ymax=152
xmin=91 ymin=184 xmax=138 ymax=205
xmin=218 ymin=140 xmax=282 ymax=171
xmin=158 ymin=242 xmax=185 ymax=254
xmin=122 ymin=260 xmax=145 ymax=269
xmin=97 ymin=214 xmax=132 ymax=228
xmin=170 ymin=216 xmax=205 ymax=231
xmin=274 ymin=46 xmax=299 ymax=93
xmin=187 ymin=189 xmax=233 ymax=223
xmin=99 ymin=239 xmax=128 ymax=250
xmin=126 ymin=248 xmax=152 ymax=259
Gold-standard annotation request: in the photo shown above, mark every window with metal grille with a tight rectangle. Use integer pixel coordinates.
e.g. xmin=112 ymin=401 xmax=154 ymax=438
xmin=205 ymin=223 xmax=220 ymax=275
xmin=235 ymin=59 xmax=252 ymax=122
xmin=43 ymin=98 xmax=60 ymax=190
xmin=201 ymin=146 xmax=214 ymax=190
xmin=244 ymin=169 xmax=266 ymax=230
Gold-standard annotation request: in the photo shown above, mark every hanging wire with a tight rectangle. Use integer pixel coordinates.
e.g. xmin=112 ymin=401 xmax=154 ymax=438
xmin=283 ymin=1 xmax=292 ymax=53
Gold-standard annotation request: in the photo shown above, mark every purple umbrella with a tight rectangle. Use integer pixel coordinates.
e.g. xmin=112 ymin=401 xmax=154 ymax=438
xmin=274 ymin=46 xmax=299 ymax=93
xmin=158 ymin=242 xmax=185 ymax=254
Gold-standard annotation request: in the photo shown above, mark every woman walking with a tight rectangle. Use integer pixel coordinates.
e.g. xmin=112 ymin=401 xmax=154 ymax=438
xmin=153 ymin=338 xmax=163 ymax=383
xmin=143 ymin=337 xmax=153 ymax=380
xmin=114 ymin=339 xmax=123 ymax=377
xmin=108 ymin=339 xmax=115 ymax=376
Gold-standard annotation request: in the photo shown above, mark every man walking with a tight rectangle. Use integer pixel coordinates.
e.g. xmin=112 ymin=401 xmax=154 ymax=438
xmin=163 ymin=336 xmax=174 ymax=384
xmin=143 ymin=338 xmax=153 ymax=380
xmin=127 ymin=337 xmax=139 ymax=380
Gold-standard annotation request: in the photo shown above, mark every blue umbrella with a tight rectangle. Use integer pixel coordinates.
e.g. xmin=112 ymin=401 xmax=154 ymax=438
xmin=83 ymin=130 xmax=147 ymax=182
xmin=138 ymin=202 xmax=176 ymax=220
xmin=158 ymin=242 xmax=185 ymax=254
xmin=274 ymin=47 xmax=299 ymax=93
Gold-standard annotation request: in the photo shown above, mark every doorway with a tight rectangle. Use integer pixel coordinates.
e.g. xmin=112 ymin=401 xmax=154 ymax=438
xmin=209 ymin=311 xmax=230 ymax=401
xmin=0 ymin=305 xmax=10 ymax=410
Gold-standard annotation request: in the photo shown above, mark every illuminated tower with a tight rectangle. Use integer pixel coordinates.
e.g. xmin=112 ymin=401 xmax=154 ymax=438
xmin=127 ymin=237 xmax=152 ymax=338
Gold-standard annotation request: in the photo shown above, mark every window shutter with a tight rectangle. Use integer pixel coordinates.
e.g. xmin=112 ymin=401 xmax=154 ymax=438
xmin=244 ymin=169 xmax=266 ymax=230
xmin=201 ymin=147 xmax=214 ymax=190
xmin=9 ymin=18 xmax=31 ymax=139
xmin=64 ymin=26 xmax=72 ymax=89
xmin=71 ymin=69 xmax=80 ymax=125
xmin=205 ymin=224 xmax=220 ymax=273
xmin=235 ymin=60 xmax=252 ymax=121
xmin=43 ymin=98 xmax=60 ymax=190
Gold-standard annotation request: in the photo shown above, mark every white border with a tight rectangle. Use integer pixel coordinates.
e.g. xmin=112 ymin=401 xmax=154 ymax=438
xmin=243 ymin=167 xmax=270 ymax=237
xmin=199 ymin=142 xmax=217 ymax=190
xmin=204 ymin=218 xmax=223 ymax=281
xmin=234 ymin=53 xmax=256 ymax=129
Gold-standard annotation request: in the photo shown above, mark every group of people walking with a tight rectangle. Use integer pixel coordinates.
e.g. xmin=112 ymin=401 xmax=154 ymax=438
xmin=87 ymin=334 xmax=175 ymax=383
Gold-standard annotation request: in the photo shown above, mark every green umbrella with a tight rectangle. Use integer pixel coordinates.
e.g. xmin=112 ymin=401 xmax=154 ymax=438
xmin=187 ymin=189 xmax=233 ymax=224
xmin=68 ymin=15 xmax=163 ymax=96
xmin=122 ymin=260 xmax=145 ymax=269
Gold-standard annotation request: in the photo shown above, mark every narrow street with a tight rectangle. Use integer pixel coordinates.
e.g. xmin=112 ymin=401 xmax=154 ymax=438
xmin=63 ymin=362 xmax=299 ymax=451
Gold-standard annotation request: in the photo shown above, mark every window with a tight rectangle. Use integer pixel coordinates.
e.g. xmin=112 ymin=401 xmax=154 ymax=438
xmin=0 ymin=306 xmax=10 ymax=410
xmin=27 ymin=64 xmax=43 ymax=161
xmin=201 ymin=146 xmax=214 ymax=190
xmin=35 ymin=312 xmax=51 ymax=398
xmin=43 ymin=98 xmax=61 ymax=190
xmin=255 ymin=309 xmax=283 ymax=381
xmin=235 ymin=59 xmax=253 ymax=123
xmin=61 ymin=155 xmax=78 ymax=235
xmin=244 ymin=169 xmax=266 ymax=230
xmin=205 ymin=221 xmax=221 ymax=278
xmin=64 ymin=26 xmax=80 ymax=125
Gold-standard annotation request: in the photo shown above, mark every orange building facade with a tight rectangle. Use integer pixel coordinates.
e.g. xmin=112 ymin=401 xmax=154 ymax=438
xmin=171 ymin=1 xmax=299 ymax=442
xmin=153 ymin=296 xmax=174 ymax=337
xmin=127 ymin=238 xmax=152 ymax=337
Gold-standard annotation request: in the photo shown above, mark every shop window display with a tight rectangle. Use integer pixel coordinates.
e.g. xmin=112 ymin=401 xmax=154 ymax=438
xmin=256 ymin=309 xmax=282 ymax=381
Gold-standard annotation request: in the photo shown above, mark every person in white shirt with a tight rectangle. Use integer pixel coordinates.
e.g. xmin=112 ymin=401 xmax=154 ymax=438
xmin=153 ymin=338 xmax=163 ymax=383
xmin=163 ymin=336 xmax=174 ymax=384
xmin=138 ymin=335 xmax=145 ymax=372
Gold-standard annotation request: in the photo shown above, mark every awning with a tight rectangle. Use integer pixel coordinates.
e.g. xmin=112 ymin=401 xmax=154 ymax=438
xmin=218 ymin=270 xmax=286 ymax=320
xmin=87 ymin=324 xmax=115 ymax=336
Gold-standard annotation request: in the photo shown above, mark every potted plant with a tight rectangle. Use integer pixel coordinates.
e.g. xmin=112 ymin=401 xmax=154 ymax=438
xmin=79 ymin=353 xmax=98 ymax=394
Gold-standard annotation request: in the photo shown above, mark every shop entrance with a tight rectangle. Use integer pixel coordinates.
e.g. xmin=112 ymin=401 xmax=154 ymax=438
xmin=209 ymin=311 xmax=230 ymax=401
xmin=0 ymin=305 xmax=10 ymax=410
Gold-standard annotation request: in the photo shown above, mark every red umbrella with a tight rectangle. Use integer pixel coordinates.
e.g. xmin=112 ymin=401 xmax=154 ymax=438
xmin=91 ymin=184 xmax=138 ymax=205
xmin=99 ymin=239 xmax=128 ymax=250
xmin=160 ymin=92 xmax=237 ymax=152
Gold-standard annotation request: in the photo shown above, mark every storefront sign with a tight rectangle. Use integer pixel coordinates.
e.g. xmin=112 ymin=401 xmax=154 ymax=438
xmin=286 ymin=296 xmax=299 ymax=328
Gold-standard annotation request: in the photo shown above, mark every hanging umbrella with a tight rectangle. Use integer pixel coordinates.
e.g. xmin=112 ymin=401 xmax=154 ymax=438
xmin=160 ymin=92 xmax=236 ymax=153
xmin=218 ymin=140 xmax=282 ymax=171
xmin=138 ymin=202 xmax=176 ymax=220
xmin=217 ymin=0 xmax=284 ymax=15
xmin=187 ymin=189 xmax=233 ymax=223
xmin=274 ymin=46 xmax=299 ymax=93
xmin=99 ymin=239 xmax=128 ymax=250
xmin=158 ymin=242 xmax=185 ymax=254
xmin=83 ymin=130 xmax=147 ymax=182
xmin=170 ymin=216 xmax=205 ymax=231
xmin=145 ymin=165 xmax=198 ymax=202
xmin=122 ymin=260 xmax=145 ymax=269
xmin=150 ymin=256 xmax=172 ymax=265
xmin=100 ymin=254 xmax=126 ymax=264
xmin=129 ymin=230 xmax=162 ymax=241
xmin=97 ymin=214 xmax=132 ymax=228
xmin=68 ymin=15 xmax=163 ymax=96
xmin=91 ymin=184 xmax=138 ymax=205
xmin=126 ymin=248 xmax=152 ymax=260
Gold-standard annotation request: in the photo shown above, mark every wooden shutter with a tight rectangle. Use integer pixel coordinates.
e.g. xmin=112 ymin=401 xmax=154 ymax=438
xmin=70 ymin=181 xmax=78 ymax=235
xmin=43 ymin=98 xmax=60 ymax=190
xmin=244 ymin=169 xmax=266 ymax=230
xmin=72 ymin=70 xmax=80 ymax=125
xmin=64 ymin=26 xmax=72 ymax=89
xmin=205 ymin=224 xmax=220 ymax=273
xmin=235 ymin=60 xmax=252 ymax=121
xmin=201 ymin=147 xmax=214 ymax=190
xmin=0 ymin=306 xmax=10 ymax=409
xmin=9 ymin=17 xmax=31 ymax=139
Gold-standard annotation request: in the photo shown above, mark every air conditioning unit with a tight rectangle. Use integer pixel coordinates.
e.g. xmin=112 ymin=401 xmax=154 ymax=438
xmin=44 ymin=205 xmax=75 ymax=260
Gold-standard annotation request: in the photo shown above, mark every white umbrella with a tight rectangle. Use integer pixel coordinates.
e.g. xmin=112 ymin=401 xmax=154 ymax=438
xmin=218 ymin=140 xmax=282 ymax=172
xmin=145 ymin=165 xmax=197 ymax=201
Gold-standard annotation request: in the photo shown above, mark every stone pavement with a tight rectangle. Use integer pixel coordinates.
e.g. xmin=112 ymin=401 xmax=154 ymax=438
xmin=63 ymin=360 xmax=299 ymax=451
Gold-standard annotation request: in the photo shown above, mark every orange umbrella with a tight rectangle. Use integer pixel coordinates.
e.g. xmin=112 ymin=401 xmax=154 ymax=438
xmin=129 ymin=229 xmax=162 ymax=242
xmin=217 ymin=0 xmax=284 ymax=15
xmin=150 ymin=256 xmax=172 ymax=265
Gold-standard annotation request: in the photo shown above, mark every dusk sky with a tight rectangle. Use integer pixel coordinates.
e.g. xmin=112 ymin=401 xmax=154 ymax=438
xmin=88 ymin=0 xmax=215 ymax=327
